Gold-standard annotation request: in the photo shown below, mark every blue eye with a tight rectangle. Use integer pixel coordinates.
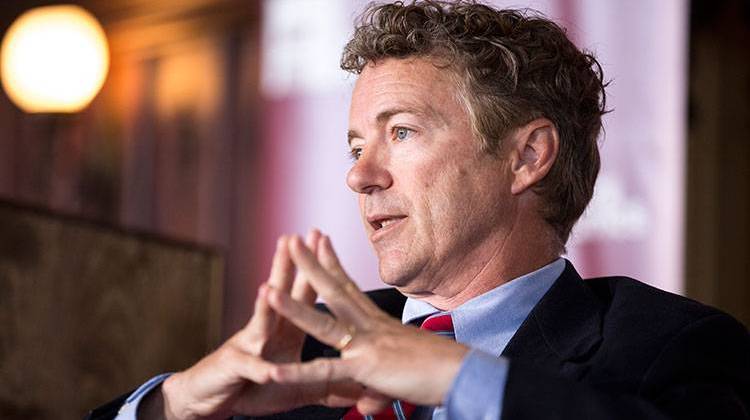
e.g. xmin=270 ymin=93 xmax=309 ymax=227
xmin=394 ymin=127 xmax=412 ymax=141
xmin=349 ymin=147 xmax=363 ymax=161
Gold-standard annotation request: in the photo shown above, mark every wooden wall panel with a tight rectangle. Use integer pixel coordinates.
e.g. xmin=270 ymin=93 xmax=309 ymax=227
xmin=0 ymin=0 xmax=263 ymax=336
xmin=0 ymin=201 xmax=223 ymax=419
xmin=687 ymin=0 xmax=750 ymax=326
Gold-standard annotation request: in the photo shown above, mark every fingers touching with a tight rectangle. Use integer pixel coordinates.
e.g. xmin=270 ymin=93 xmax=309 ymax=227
xmin=249 ymin=236 xmax=291 ymax=334
xmin=269 ymin=236 xmax=296 ymax=292
xmin=269 ymin=357 xmax=392 ymax=415
xmin=356 ymin=391 xmax=393 ymax=416
xmin=271 ymin=357 xmax=356 ymax=385
xmin=250 ymin=229 xmax=319 ymax=335
xmin=291 ymin=229 xmax=320 ymax=305
xmin=287 ymin=234 xmax=381 ymax=322
xmin=317 ymin=235 xmax=347 ymax=278
xmin=266 ymin=285 xmax=351 ymax=350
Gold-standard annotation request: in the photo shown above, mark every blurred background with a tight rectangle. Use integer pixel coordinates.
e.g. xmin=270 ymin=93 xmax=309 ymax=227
xmin=0 ymin=0 xmax=747 ymax=418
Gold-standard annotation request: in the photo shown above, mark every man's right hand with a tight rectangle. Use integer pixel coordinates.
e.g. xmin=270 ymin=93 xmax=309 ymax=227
xmin=138 ymin=231 xmax=366 ymax=419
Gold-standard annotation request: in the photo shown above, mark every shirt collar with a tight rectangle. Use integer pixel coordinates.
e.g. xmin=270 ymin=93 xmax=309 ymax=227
xmin=401 ymin=258 xmax=565 ymax=356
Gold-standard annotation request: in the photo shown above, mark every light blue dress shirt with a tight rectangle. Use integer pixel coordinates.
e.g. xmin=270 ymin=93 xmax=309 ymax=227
xmin=115 ymin=258 xmax=565 ymax=420
xmin=402 ymin=258 xmax=564 ymax=419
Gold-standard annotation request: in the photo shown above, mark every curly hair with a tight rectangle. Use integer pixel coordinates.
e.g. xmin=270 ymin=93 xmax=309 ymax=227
xmin=342 ymin=0 xmax=608 ymax=245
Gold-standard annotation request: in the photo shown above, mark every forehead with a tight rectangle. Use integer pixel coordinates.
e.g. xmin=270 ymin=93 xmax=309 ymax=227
xmin=349 ymin=58 xmax=465 ymax=125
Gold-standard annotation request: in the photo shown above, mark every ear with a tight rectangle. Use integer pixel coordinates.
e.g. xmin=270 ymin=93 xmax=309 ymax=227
xmin=508 ymin=118 xmax=559 ymax=195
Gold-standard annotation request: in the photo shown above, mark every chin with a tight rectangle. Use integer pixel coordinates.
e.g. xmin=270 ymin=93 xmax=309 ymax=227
xmin=377 ymin=260 xmax=404 ymax=282
xmin=378 ymin=269 xmax=406 ymax=287
xmin=377 ymin=261 xmax=423 ymax=290
xmin=375 ymin=245 xmax=429 ymax=289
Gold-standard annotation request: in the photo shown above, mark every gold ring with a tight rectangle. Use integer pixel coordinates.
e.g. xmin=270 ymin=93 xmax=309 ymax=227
xmin=336 ymin=328 xmax=355 ymax=351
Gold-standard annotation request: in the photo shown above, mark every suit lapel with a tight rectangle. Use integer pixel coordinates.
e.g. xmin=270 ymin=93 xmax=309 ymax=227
xmin=365 ymin=265 xmax=605 ymax=375
xmin=502 ymin=261 xmax=604 ymax=378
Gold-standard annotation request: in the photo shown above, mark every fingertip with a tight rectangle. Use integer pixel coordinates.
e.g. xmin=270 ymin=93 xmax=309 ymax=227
xmin=306 ymin=229 xmax=322 ymax=252
xmin=290 ymin=234 xmax=313 ymax=257
xmin=253 ymin=361 xmax=274 ymax=384
xmin=319 ymin=235 xmax=341 ymax=268
xmin=269 ymin=364 xmax=288 ymax=382
xmin=323 ymin=235 xmax=335 ymax=253
xmin=315 ymin=235 xmax=327 ymax=255
xmin=305 ymin=229 xmax=314 ymax=246
xmin=253 ymin=369 xmax=270 ymax=385
xmin=267 ymin=286 xmax=294 ymax=312
xmin=357 ymin=407 xmax=372 ymax=416
xmin=265 ymin=285 xmax=280 ymax=305
xmin=356 ymin=400 xmax=387 ymax=416
xmin=315 ymin=234 xmax=325 ymax=258
xmin=307 ymin=227 xmax=321 ymax=240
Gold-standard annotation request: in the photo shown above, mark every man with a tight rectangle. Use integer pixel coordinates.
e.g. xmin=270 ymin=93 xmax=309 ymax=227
xmin=91 ymin=1 xmax=749 ymax=419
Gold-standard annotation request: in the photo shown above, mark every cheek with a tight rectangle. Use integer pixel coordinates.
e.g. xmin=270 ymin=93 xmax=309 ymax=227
xmin=357 ymin=195 xmax=369 ymax=226
xmin=419 ymin=162 xmax=474 ymax=222
xmin=398 ymin=145 xmax=483 ymax=224
xmin=435 ymin=160 xmax=472 ymax=195
xmin=439 ymin=164 xmax=498 ymax=222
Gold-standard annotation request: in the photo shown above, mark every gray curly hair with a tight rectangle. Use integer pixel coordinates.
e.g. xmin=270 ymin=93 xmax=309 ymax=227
xmin=342 ymin=0 xmax=608 ymax=244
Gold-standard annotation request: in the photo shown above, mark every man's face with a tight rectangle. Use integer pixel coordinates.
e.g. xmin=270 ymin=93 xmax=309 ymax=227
xmin=346 ymin=58 xmax=517 ymax=297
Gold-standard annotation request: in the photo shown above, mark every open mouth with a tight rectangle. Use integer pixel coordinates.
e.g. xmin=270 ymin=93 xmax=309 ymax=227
xmin=369 ymin=215 xmax=407 ymax=231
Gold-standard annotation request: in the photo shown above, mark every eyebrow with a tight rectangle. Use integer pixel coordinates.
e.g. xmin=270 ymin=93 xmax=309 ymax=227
xmin=347 ymin=106 xmax=436 ymax=146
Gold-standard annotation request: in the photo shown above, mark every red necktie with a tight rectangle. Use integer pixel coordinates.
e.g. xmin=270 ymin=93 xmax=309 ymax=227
xmin=343 ymin=313 xmax=455 ymax=420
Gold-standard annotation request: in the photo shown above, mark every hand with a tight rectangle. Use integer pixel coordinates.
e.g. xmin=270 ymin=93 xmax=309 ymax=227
xmin=140 ymin=231 xmax=365 ymax=419
xmin=264 ymin=234 xmax=469 ymax=413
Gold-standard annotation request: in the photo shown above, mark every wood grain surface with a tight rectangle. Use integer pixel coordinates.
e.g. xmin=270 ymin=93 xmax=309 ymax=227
xmin=0 ymin=201 xmax=223 ymax=419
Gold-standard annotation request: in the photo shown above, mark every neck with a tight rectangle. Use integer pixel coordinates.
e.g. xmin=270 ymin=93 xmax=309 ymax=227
xmin=404 ymin=217 xmax=562 ymax=311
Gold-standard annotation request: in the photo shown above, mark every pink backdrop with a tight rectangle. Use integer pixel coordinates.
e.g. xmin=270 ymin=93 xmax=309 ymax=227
xmin=259 ymin=0 xmax=688 ymax=294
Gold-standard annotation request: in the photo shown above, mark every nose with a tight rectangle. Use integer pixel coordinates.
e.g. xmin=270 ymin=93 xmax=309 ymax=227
xmin=346 ymin=145 xmax=393 ymax=194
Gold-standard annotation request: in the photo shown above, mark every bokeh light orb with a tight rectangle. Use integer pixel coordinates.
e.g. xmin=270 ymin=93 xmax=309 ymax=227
xmin=0 ymin=5 xmax=109 ymax=113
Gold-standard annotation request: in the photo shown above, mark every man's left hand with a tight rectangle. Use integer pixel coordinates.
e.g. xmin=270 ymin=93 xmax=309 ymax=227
xmin=264 ymin=233 xmax=469 ymax=414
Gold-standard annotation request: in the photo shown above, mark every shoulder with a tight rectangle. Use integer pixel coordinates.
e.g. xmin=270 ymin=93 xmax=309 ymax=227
xmin=583 ymin=275 xmax=749 ymax=374
xmin=585 ymin=275 xmax=736 ymax=330
xmin=586 ymin=276 xmax=749 ymax=409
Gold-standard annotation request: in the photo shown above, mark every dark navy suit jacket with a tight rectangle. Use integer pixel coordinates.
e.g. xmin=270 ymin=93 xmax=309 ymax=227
xmin=88 ymin=262 xmax=750 ymax=419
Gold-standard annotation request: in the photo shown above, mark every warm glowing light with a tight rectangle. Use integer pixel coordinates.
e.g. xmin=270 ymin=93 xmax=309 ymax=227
xmin=0 ymin=5 xmax=109 ymax=113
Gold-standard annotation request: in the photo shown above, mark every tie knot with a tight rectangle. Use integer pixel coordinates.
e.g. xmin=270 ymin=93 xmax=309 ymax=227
xmin=420 ymin=313 xmax=454 ymax=337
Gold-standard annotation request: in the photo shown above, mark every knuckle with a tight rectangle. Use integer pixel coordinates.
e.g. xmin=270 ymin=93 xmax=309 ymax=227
xmin=247 ymin=328 xmax=268 ymax=345
xmin=366 ymin=330 xmax=395 ymax=352
xmin=323 ymin=283 xmax=352 ymax=305
xmin=332 ymin=281 xmax=355 ymax=297
xmin=343 ymin=281 xmax=358 ymax=294
xmin=235 ymin=331 xmax=265 ymax=355
xmin=315 ymin=359 xmax=334 ymax=381
xmin=251 ymin=365 xmax=271 ymax=384
xmin=240 ymin=321 xmax=263 ymax=340
xmin=327 ymin=275 xmax=349 ymax=296
xmin=215 ymin=345 xmax=239 ymax=365
xmin=247 ymin=341 xmax=264 ymax=356
xmin=320 ymin=316 xmax=339 ymax=337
